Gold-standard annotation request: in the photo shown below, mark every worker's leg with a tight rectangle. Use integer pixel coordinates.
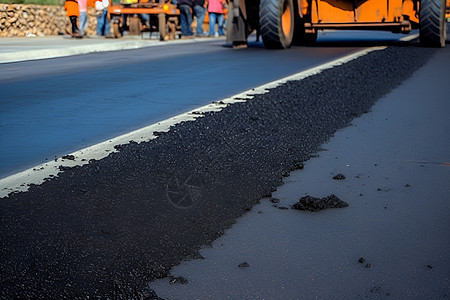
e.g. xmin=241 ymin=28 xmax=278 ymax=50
xmin=79 ymin=11 xmax=88 ymax=35
xmin=209 ymin=12 xmax=216 ymax=36
xmin=103 ymin=9 xmax=110 ymax=35
xmin=194 ymin=5 xmax=206 ymax=35
xmin=69 ymin=16 xmax=80 ymax=36
xmin=97 ymin=9 xmax=110 ymax=35
xmin=217 ymin=13 xmax=225 ymax=36
xmin=179 ymin=4 xmax=193 ymax=36
xmin=97 ymin=11 xmax=105 ymax=35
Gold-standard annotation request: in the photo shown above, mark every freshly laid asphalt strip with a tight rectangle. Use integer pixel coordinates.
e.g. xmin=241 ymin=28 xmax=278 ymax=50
xmin=0 ymin=42 xmax=437 ymax=299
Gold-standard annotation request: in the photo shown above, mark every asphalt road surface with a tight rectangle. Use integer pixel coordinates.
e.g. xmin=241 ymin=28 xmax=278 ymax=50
xmin=0 ymin=31 xmax=414 ymax=179
xmin=0 ymin=31 xmax=449 ymax=299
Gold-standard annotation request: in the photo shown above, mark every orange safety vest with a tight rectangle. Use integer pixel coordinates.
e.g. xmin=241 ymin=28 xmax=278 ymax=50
xmin=64 ymin=0 xmax=79 ymax=17
xmin=65 ymin=0 xmax=102 ymax=17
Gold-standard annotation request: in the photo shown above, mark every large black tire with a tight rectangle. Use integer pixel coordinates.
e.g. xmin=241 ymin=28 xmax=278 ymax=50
xmin=419 ymin=0 xmax=447 ymax=47
xmin=159 ymin=13 xmax=168 ymax=41
xmin=259 ymin=0 xmax=294 ymax=49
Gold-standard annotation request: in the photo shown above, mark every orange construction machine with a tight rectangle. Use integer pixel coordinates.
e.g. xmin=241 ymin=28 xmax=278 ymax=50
xmin=109 ymin=0 xmax=180 ymax=40
xmin=228 ymin=0 xmax=449 ymax=48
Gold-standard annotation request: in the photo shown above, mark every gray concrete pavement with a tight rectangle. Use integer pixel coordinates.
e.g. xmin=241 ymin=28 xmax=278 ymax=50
xmin=0 ymin=35 xmax=222 ymax=64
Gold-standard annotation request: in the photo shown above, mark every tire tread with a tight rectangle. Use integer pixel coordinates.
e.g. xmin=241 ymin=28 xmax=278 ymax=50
xmin=420 ymin=0 xmax=446 ymax=47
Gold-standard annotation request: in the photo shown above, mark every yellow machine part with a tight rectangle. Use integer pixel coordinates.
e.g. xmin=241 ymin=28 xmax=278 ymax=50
xmin=120 ymin=0 xmax=139 ymax=4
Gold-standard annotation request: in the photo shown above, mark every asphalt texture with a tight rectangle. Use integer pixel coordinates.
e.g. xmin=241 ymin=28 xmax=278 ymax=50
xmin=0 ymin=42 xmax=437 ymax=299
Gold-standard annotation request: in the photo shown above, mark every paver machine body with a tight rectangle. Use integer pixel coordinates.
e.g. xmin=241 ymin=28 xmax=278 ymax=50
xmin=109 ymin=0 xmax=180 ymax=40
xmin=447 ymin=0 xmax=450 ymax=19
xmin=228 ymin=0 xmax=448 ymax=48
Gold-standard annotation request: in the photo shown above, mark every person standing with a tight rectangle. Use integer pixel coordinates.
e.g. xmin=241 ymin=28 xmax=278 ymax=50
xmin=193 ymin=0 xmax=206 ymax=36
xmin=64 ymin=0 xmax=81 ymax=37
xmin=177 ymin=0 xmax=193 ymax=37
xmin=78 ymin=0 xmax=88 ymax=36
xmin=96 ymin=0 xmax=110 ymax=37
xmin=207 ymin=0 xmax=225 ymax=37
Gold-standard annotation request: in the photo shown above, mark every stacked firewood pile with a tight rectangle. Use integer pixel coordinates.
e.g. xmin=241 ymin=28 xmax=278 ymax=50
xmin=0 ymin=4 xmax=98 ymax=37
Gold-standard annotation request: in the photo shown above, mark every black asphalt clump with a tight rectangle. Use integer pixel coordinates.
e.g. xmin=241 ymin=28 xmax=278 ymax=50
xmin=169 ymin=276 xmax=189 ymax=284
xmin=333 ymin=174 xmax=346 ymax=180
xmin=0 ymin=45 xmax=436 ymax=299
xmin=291 ymin=160 xmax=304 ymax=170
xmin=61 ymin=154 xmax=75 ymax=160
xmin=58 ymin=165 xmax=72 ymax=171
xmin=269 ymin=197 xmax=280 ymax=203
xmin=291 ymin=194 xmax=349 ymax=212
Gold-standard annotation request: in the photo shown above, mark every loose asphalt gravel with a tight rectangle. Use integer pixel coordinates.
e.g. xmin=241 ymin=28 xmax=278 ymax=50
xmin=0 ymin=41 xmax=437 ymax=299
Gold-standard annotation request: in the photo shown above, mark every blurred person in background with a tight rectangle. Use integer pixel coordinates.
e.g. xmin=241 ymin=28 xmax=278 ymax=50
xmin=65 ymin=0 xmax=81 ymax=37
xmin=96 ymin=0 xmax=111 ymax=37
xmin=177 ymin=0 xmax=193 ymax=37
xmin=193 ymin=0 xmax=206 ymax=36
xmin=207 ymin=0 xmax=225 ymax=37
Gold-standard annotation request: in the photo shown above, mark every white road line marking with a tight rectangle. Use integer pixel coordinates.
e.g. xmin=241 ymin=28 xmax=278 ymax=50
xmin=0 ymin=46 xmax=386 ymax=198
xmin=400 ymin=33 xmax=419 ymax=42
